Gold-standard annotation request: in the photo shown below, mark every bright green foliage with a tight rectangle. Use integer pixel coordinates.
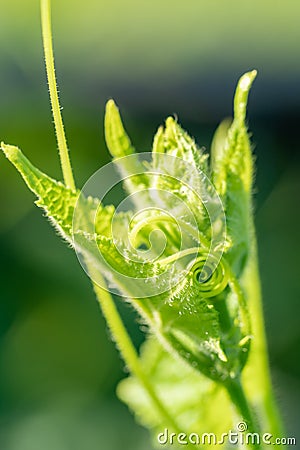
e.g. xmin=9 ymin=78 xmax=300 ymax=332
xmin=2 ymin=70 xmax=284 ymax=448
xmin=104 ymin=100 xmax=149 ymax=201
xmin=1 ymin=71 xmax=254 ymax=378
xmin=1 ymin=143 xmax=80 ymax=238
xmin=105 ymin=99 xmax=135 ymax=158
xmin=211 ymin=71 xmax=256 ymax=274
xmin=0 ymin=144 xmax=158 ymax=289
xmin=101 ymin=77 xmax=254 ymax=381
xmin=1 ymin=0 xmax=286 ymax=445
xmin=0 ymin=143 xmax=113 ymax=240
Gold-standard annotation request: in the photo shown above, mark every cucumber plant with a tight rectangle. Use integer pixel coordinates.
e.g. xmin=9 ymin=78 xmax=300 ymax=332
xmin=0 ymin=1 xmax=285 ymax=448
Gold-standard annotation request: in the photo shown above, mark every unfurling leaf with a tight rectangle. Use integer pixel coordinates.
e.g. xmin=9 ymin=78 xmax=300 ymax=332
xmin=211 ymin=70 xmax=257 ymax=274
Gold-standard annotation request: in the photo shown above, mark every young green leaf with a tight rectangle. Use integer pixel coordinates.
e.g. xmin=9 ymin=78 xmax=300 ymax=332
xmin=104 ymin=100 xmax=149 ymax=204
xmin=211 ymin=71 xmax=257 ymax=275
xmin=0 ymin=143 xmax=114 ymax=240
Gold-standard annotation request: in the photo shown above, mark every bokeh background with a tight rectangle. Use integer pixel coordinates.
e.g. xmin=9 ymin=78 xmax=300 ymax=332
xmin=1 ymin=1 xmax=300 ymax=449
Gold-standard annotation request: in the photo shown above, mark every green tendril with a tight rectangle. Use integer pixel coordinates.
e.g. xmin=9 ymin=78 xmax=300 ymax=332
xmin=129 ymin=212 xmax=209 ymax=252
xmin=158 ymin=247 xmax=201 ymax=266
xmin=188 ymin=254 xmax=229 ymax=298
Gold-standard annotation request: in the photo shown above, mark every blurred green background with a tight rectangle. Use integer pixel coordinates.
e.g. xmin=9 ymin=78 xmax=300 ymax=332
xmin=1 ymin=1 xmax=300 ymax=449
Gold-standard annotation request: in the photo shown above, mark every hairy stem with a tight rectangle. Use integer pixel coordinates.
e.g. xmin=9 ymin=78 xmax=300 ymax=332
xmin=40 ymin=0 xmax=75 ymax=190
xmin=225 ymin=378 xmax=262 ymax=450
xmin=222 ymin=244 xmax=284 ymax=448
xmin=242 ymin=245 xmax=285 ymax=441
xmin=91 ymin=272 xmax=181 ymax=434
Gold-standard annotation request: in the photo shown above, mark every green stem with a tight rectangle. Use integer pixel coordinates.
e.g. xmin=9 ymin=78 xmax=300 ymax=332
xmin=91 ymin=272 xmax=181 ymax=434
xmin=225 ymin=241 xmax=284 ymax=444
xmin=159 ymin=246 xmax=200 ymax=266
xmin=225 ymin=377 xmax=262 ymax=450
xmin=241 ymin=247 xmax=285 ymax=440
xmin=40 ymin=0 xmax=76 ymax=190
xmin=222 ymin=246 xmax=285 ymax=448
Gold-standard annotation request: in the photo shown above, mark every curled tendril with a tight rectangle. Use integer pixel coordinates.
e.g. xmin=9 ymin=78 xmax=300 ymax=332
xmin=128 ymin=210 xmax=180 ymax=254
xmin=188 ymin=253 xmax=229 ymax=298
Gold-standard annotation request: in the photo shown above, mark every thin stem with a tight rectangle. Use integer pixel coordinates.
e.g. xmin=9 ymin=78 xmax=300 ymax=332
xmin=227 ymin=265 xmax=247 ymax=308
xmin=225 ymin=378 xmax=262 ymax=450
xmin=40 ymin=0 xmax=75 ymax=190
xmin=159 ymin=246 xmax=200 ymax=266
xmin=91 ymin=272 xmax=181 ymax=434
xmin=241 ymin=247 xmax=285 ymax=439
xmin=227 ymin=251 xmax=284 ymax=443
